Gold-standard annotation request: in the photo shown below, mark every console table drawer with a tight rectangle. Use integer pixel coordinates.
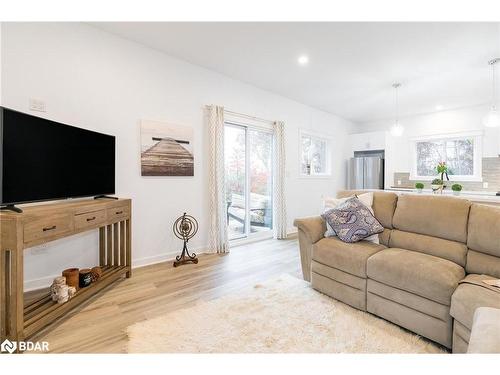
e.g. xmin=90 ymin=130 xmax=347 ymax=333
xmin=75 ymin=209 xmax=106 ymax=230
xmin=107 ymin=205 xmax=130 ymax=221
xmin=24 ymin=214 xmax=73 ymax=243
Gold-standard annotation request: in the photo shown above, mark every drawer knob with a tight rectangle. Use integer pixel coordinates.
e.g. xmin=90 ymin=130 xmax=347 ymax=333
xmin=43 ymin=225 xmax=57 ymax=232
xmin=115 ymin=211 xmax=123 ymax=215
xmin=86 ymin=216 xmax=96 ymax=222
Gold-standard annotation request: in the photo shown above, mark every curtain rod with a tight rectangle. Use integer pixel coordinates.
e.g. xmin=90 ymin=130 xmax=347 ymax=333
xmin=205 ymin=105 xmax=274 ymax=125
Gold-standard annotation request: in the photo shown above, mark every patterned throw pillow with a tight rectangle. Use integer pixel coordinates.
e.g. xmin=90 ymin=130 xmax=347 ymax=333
xmin=322 ymin=192 xmax=379 ymax=244
xmin=321 ymin=197 xmax=384 ymax=243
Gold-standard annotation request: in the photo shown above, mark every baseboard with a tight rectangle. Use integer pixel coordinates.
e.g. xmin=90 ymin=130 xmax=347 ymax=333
xmin=131 ymin=250 xmax=180 ymax=268
xmin=286 ymin=229 xmax=298 ymax=239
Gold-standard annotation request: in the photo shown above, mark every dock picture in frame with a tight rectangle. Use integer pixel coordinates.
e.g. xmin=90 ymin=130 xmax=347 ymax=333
xmin=140 ymin=120 xmax=194 ymax=176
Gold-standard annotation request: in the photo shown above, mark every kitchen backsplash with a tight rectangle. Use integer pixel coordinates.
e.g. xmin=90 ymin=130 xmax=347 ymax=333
xmin=393 ymin=157 xmax=500 ymax=192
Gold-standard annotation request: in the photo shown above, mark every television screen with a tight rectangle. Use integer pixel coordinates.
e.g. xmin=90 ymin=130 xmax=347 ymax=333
xmin=0 ymin=107 xmax=115 ymax=205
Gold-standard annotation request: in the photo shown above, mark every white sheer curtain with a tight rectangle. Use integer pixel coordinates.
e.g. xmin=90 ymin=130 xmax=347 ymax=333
xmin=273 ymin=121 xmax=287 ymax=239
xmin=207 ymin=105 xmax=229 ymax=253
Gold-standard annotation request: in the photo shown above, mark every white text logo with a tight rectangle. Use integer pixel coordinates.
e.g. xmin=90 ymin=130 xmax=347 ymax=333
xmin=1 ymin=339 xmax=49 ymax=353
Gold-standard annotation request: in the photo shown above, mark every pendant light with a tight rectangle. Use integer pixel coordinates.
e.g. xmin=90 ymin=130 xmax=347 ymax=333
xmin=483 ymin=58 xmax=500 ymax=128
xmin=390 ymin=83 xmax=404 ymax=137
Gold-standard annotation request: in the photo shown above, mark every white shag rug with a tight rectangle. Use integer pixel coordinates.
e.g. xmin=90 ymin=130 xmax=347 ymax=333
xmin=126 ymin=274 xmax=445 ymax=353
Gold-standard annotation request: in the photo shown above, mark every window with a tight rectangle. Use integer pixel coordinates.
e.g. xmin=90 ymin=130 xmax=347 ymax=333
xmin=410 ymin=131 xmax=482 ymax=181
xmin=300 ymin=131 xmax=331 ymax=176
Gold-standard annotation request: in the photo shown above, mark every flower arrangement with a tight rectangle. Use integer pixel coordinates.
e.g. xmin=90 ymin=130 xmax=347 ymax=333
xmin=436 ymin=162 xmax=450 ymax=183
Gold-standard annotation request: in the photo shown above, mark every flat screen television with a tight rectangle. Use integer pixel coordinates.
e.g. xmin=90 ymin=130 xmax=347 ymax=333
xmin=0 ymin=107 xmax=115 ymax=208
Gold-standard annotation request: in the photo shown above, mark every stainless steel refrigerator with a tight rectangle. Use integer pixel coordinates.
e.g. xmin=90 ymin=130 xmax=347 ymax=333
xmin=348 ymin=157 xmax=384 ymax=189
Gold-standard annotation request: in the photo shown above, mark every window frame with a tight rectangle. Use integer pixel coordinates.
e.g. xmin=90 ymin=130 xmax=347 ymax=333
xmin=409 ymin=130 xmax=483 ymax=182
xmin=298 ymin=129 xmax=332 ymax=178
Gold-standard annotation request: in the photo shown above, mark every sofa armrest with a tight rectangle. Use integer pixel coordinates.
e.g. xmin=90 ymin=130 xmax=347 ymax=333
xmin=467 ymin=307 xmax=500 ymax=353
xmin=294 ymin=216 xmax=326 ymax=244
xmin=293 ymin=216 xmax=326 ymax=282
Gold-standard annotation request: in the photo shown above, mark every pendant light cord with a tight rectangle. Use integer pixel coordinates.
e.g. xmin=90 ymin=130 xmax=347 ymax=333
xmin=396 ymin=85 xmax=399 ymax=121
xmin=393 ymin=83 xmax=401 ymax=123
xmin=492 ymin=60 xmax=497 ymax=108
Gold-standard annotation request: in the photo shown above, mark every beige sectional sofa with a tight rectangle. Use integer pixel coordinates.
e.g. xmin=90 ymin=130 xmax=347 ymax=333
xmin=294 ymin=190 xmax=500 ymax=352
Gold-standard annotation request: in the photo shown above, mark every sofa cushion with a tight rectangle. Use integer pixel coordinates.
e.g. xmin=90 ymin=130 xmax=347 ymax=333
xmin=367 ymin=248 xmax=465 ymax=305
xmin=312 ymin=236 xmax=386 ymax=278
xmin=466 ymin=204 xmax=500 ymax=277
xmin=450 ymin=274 xmax=500 ymax=330
xmin=392 ymin=195 xmax=471 ymax=243
xmin=322 ymin=197 xmax=384 ymax=243
xmin=467 ymin=204 xmax=500 ymax=257
xmin=337 ymin=190 xmax=397 ymax=229
xmin=466 ymin=250 xmax=500 ymax=279
xmin=389 ymin=229 xmax=467 ymax=267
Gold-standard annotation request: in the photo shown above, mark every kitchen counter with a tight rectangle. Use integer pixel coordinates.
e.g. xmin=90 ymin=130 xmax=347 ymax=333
xmin=384 ymin=187 xmax=500 ymax=206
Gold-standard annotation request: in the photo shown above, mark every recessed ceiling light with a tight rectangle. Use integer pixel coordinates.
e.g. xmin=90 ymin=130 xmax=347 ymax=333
xmin=297 ymin=55 xmax=309 ymax=66
xmin=435 ymin=105 xmax=444 ymax=111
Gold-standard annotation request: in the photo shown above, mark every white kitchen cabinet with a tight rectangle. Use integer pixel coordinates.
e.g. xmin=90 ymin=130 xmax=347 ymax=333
xmin=348 ymin=131 xmax=386 ymax=155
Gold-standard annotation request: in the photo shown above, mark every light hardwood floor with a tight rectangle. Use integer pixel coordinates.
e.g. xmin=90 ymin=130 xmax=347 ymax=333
xmin=28 ymin=238 xmax=301 ymax=353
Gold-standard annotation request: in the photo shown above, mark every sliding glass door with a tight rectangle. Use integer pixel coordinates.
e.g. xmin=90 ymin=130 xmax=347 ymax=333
xmin=225 ymin=123 xmax=273 ymax=240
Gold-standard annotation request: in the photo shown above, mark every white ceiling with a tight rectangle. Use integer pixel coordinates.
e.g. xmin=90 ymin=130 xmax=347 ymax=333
xmin=91 ymin=22 xmax=500 ymax=124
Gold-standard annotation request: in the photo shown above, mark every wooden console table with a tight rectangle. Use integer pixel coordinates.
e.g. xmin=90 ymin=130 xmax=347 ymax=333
xmin=0 ymin=198 xmax=132 ymax=346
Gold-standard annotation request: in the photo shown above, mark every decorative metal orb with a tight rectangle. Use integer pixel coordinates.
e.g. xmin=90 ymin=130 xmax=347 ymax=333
xmin=173 ymin=213 xmax=198 ymax=241
xmin=172 ymin=213 xmax=199 ymax=267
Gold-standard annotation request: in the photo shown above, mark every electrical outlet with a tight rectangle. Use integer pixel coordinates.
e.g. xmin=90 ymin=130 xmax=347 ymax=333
xmin=397 ymin=180 xmax=402 ymax=186
xmin=29 ymin=98 xmax=46 ymax=112
xmin=483 ymin=182 xmax=489 ymax=189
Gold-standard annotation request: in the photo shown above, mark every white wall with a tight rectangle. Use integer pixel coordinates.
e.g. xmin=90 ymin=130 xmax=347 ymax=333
xmin=1 ymin=23 xmax=355 ymax=289
xmin=351 ymin=106 xmax=500 ymax=187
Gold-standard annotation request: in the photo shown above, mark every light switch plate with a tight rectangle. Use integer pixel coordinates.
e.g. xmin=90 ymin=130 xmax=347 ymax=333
xmin=483 ymin=182 xmax=489 ymax=189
